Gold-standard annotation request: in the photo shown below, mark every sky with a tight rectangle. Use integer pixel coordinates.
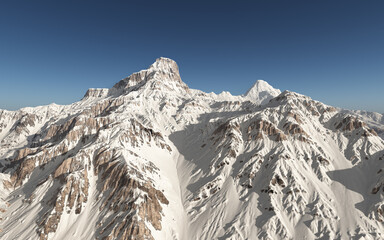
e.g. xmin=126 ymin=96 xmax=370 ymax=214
xmin=0 ymin=0 xmax=383 ymax=112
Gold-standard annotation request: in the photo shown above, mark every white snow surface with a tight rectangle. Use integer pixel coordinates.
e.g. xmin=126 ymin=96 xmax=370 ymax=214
xmin=243 ymin=79 xmax=281 ymax=105
xmin=0 ymin=57 xmax=384 ymax=240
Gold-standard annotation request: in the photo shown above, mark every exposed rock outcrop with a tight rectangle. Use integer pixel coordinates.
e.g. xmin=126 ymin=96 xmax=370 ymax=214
xmin=247 ymin=119 xmax=287 ymax=141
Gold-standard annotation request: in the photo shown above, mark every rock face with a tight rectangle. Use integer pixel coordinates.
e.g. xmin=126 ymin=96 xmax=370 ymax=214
xmin=110 ymin=57 xmax=188 ymax=96
xmin=1 ymin=57 xmax=384 ymax=240
xmin=82 ymin=88 xmax=109 ymax=100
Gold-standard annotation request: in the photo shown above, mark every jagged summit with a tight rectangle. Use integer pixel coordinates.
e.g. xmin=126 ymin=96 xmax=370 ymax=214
xmin=82 ymin=88 xmax=109 ymax=100
xmin=83 ymin=59 xmax=280 ymax=104
xmin=108 ymin=57 xmax=185 ymax=96
xmin=148 ymin=57 xmax=182 ymax=83
xmin=81 ymin=57 xmax=187 ymax=101
xmin=243 ymin=79 xmax=281 ymax=105
xmin=149 ymin=57 xmax=180 ymax=74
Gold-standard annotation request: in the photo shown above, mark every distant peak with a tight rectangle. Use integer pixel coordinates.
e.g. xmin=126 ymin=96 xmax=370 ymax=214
xmin=246 ymin=80 xmax=278 ymax=94
xmin=154 ymin=57 xmax=175 ymax=63
xmin=110 ymin=57 xmax=187 ymax=95
xmin=149 ymin=57 xmax=180 ymax=74
xmin=244 ymin=80 xmax=281 ymax=105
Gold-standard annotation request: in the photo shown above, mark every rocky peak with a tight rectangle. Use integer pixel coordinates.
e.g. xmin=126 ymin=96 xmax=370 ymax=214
xmin=244 ymin=80 xmax=281 ymax=105
xmin=149 ymin=57 xmax=180 ymax=75
xmin=148 ymin=57 xmax=183 ymax=85
xmin=82 ymin=88 xmax=109 ymax=100
xmin=110 ymin=57 xmax=185 ymax=95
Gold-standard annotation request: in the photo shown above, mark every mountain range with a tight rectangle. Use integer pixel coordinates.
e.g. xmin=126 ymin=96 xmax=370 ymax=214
xmin=1 ymin=57 xmax=384 ymax=240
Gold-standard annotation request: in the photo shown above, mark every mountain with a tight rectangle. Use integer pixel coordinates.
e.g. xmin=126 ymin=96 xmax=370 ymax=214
xmin=243 ymin=79 xmax=281 ymax=105
xmin=1 ymin=57 xmax=384 ymax=240
xmin=345 ymin=110 xmax=384 ymax=139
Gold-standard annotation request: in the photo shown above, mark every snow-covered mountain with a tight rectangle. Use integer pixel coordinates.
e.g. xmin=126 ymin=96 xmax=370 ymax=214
xmin=243 ymin=79 xmax=281 ymax=104
xmin=1 ymin=57 xmax=384 ymax=240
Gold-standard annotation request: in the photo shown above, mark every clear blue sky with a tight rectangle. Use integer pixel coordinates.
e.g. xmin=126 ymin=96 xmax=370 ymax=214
xmin=1 ymin=1 xmax=383 ymax=112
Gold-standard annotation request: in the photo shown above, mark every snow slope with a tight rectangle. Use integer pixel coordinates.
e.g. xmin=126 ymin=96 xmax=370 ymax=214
xmin=243 ymin=80 xmax=281 ymax=105
xmin=1 ymin=57 xmax=384 ymax=240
